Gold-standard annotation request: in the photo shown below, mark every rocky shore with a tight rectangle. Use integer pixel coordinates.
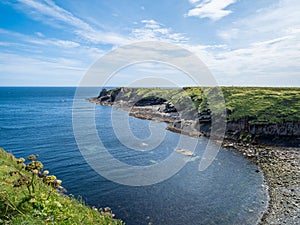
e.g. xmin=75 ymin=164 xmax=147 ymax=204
xmin=89 ymin=87 xmax=300 ymax=147
xmin=222 ymin=141 xmax=299 ymax=224
xmin=88 ymin=87 xmax=299 ymax=224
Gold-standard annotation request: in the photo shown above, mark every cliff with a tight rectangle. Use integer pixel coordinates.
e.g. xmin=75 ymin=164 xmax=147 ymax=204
xmin=88 ymin=87 xmax=300 ymax=147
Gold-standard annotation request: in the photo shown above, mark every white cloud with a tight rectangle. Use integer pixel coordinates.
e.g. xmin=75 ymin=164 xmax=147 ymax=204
xmin=187 ymin=34 xmax=300 ymax=86
xmin=135 ymin=1 xmax=300 ymax=85
xmin=27 ymin=38 xmax=80 ymax=48
xmin=35 ymin=32 xmax=44 ymax=37
xmin=217 ymin=28 xmax=239 ymax=41
xmin=132 ymin=20 xmax=188 ymax=43
xmin=17 ymin=0 xmax=90 ymax=29
xmin=54 ymin=40 xmax=80 ymax=48
xmin=0 ymin=52 xmax=84 ymax=86
xmin=217 ymin=0 xmax=300 ymax=45
xmin=16 ymin=0 xmax=129 ymax=46
xmin=185 ymin=0 xmax=300 ymax=86
xmin=183 ymin=36 xmax=299 ymax=86
xmin=0 ymin=42 xmax=14 ymax=47
xmin=14 ymin=1 xmax=189 ymax=46
xmin=0 ymin=28 xmax=80 ymax=49
xmin=4 ymin=0 xmax=299 ymax=86
xmin=186 ymin=0 xmax=237 ymax=21
xmin=0 ymin=28 xmax=25 ymax=39
xmin=0 ymin=27 xmax=105 ymax=82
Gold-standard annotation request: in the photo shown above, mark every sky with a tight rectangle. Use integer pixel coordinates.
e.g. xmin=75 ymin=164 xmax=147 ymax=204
xmin=0 ymin=0 xmax=299 ymax=86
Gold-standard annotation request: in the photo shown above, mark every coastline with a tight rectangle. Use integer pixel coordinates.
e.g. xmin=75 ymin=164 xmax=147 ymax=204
xmin=88 ymin=89 xmax=299 ymax=224
xmin=221 ymin=141 xmax=299 ymax=224
xmin=126 ymin=103 xmax=300 ymax=223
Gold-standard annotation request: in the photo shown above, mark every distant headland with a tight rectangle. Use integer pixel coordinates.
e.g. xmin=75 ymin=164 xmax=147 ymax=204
xmin=88 ymin=86 xmax=300 ymax=147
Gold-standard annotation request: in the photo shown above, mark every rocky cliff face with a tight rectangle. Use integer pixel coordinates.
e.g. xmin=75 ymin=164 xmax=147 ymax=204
xmin=88 ymin=88 xmax=300 ymax=147
xmin=226 ymin=118 xmax=300 ymax=136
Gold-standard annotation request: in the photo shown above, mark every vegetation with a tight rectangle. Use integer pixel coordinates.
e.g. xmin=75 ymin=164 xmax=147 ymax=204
xmin=0 ymin=148 xmax=123 ymax=225
xmin=188 ymin=86 xmax=300 ymax=124
xmin=112 ymin=87 xmax=300 ymax=124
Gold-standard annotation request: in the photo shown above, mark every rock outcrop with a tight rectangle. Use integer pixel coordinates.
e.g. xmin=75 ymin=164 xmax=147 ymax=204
xmin=87 ymin=87 xmax=300 ymax=147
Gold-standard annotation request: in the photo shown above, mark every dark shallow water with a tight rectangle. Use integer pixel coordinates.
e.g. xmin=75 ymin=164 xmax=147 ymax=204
xmin=0 ymin=87 xmax=268 ymax=225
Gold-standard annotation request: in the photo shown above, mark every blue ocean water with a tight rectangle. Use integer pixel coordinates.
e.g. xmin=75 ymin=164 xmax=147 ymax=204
xmin=0 ymin=87 xmax=268 ymax=225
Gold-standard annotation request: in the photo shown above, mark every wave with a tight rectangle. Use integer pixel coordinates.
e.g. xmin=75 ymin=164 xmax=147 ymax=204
xmin=0 ymin=124 xmax=49 ymax=130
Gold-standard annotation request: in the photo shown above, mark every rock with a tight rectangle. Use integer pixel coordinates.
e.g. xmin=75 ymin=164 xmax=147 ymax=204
xmin=175 ymin=148 xmax=194 ymax=156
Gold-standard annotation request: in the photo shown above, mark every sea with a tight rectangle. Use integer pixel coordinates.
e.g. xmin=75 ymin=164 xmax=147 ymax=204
xmin=0 ymin=87 xmax=268 ymax=225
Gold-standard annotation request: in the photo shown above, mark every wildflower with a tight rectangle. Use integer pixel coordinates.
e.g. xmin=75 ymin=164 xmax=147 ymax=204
xmin=55 ymin=201 xmax=62 ymax=208
xmin=35 ymin=161 xmax=43 ymax=170
xmin=104 ymin=207 xmax=111 ymax=212
xmin=16 ymin=158 xmax=25 ymax=164
xmin=43 ymin=170 xmax=49 ymax=175
xmin=43 ymin=175 xmax=57 ymax=185
xmin=50 ymin=179 xmax=62 ymax=189
xmin=56 ymin=180 xmax=62 ymax=186
xmin=27 ymin=154 xmax=38 ymax=161
xmin=26 ymin=161 xmax=43 ymax=171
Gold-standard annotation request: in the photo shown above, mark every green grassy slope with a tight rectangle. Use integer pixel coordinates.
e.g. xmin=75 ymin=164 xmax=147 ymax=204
xmin=217 ymin=87 xmax=299 ymax=123
xmin=0 ymin=148 xmax=124 ymax=225
xmin=118 ymin=87 xmax=300 ymax=124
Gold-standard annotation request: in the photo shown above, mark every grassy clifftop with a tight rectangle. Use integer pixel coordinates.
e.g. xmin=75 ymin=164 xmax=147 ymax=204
xmin=0 ymin=148 xmax=123 ymax=225
xmin=95 ymin=86 xmax=299 ymax=145
xmin=195 ymin=87 xmax=299 ymax=124
xmin=107 ymin=86 xmax=300 ymax=124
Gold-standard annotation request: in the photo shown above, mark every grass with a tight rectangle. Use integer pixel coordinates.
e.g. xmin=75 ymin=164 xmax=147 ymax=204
xmin=218 ymin=87 xmax=300 ymax=123
xmin=111 ymin=87 xmax=300 ymax=124
xmin=183 ymin=87 xmax=300 ymax=123
xmin=0 ymin=148 xmax=124 ymax=225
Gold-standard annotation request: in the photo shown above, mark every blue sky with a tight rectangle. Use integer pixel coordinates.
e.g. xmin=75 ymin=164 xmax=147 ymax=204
xmin=0 ymin=0 xmax=299 ymax=86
